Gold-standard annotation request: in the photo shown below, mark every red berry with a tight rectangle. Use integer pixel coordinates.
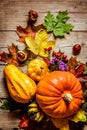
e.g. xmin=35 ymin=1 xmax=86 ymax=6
xmin=55 ymin=53 xmax=61 ymax=58
xmin=62 ymin=54 xmax=67 ymax=59
xmin=73 ymin=44 xmax=81 ymax=55
xmin=47 ymin=47 xmax=52 ymax=51
xmin=52 ymin=51 xmax=57 ymax=56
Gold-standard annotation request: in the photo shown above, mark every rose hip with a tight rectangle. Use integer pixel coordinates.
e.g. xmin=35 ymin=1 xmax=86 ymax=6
xmin=73 ymin=44 xmax=81 ymax=55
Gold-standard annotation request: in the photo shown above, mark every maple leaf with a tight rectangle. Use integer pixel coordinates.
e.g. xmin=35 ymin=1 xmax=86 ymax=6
xmin=18 ymin=114 xmax=34 ymax=130
xmin=16 ymin=10 xmax=43 ymax=42
xmin=18 ymin=115 xmax=29 ymax=129
xmin=25 ymin=29 xmax=55 ymax=57
xmin=0 ymin=44 xmax=19 ymax=66
xmin=68 ymin=57 xmax=78 ymax=75
xmin=43 ymin=10 xmax=74 ymax=37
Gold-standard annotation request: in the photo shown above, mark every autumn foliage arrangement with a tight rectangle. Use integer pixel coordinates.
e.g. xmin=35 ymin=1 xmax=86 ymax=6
xmin=0 ymin=10 xmax=87 ymax=130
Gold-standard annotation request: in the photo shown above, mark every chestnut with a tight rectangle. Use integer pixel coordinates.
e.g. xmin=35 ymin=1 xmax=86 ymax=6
xmin=73 ymin=44 xmax=81 ymax=55
xmin=17 ymin=51 xmax=28 ymax=62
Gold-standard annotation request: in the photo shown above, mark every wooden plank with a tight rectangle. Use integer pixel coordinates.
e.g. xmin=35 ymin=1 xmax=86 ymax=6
xmin=0 ymin=0 xmax=87 ymax=13
xmin=0 ymin=12 xmax=87 ymax=31
xmin=0 ymin=31 xmax=87 ymax=49
xmin=0 ymin=109 xmax=20 ymax=130
xmin=1 ymin=0 xmax=87 ymax=3
xmin=0 ymin=31 xmax=25 ymax=48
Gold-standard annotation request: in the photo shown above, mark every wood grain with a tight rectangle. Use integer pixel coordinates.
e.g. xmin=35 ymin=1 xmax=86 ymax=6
xmin=0 ymin=109 xmax=20 ymax=130
xmin=0 ymin=12 xmax=87 ymax=31
xmin=0 ymin=0 xmax=87 ymax=129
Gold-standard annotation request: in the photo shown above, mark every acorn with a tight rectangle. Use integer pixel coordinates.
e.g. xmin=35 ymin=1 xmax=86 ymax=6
xmin=73 ymin=44 xmax=81 ymax=55
xmin=17 ymin=50 xmax=28 ymax=62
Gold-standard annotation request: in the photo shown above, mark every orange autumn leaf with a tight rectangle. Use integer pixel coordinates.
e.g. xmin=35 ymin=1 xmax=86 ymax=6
xmin=16 ymin=10 xmax=43 ymax=43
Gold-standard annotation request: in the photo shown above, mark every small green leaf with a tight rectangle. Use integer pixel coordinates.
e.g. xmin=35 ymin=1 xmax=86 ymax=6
xmin=0 ymin=100 xmax=11 ymax=110
xmin=53 ymin=27 xmax=65 ymax=37
xmin=43 ymin=11 xmax=55 ymax=32
xmin=64 ymin=24 xmax=74 ymax=33
xmin=56 ymin=10 xmax=69 ymax=23
xmin=53 ymin=23 xmax=65 ymax=36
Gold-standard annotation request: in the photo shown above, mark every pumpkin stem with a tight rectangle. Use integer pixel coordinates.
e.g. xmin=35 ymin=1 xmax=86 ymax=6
xmin=63 ymin=93 xmax=73 ymax=103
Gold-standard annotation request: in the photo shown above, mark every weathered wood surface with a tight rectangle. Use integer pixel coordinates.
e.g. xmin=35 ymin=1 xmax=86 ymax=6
xmin=0 ymin=0 xmax=87 ymax=129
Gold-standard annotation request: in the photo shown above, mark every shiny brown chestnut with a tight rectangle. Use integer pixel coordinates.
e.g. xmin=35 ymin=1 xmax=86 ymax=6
xmin=73 ymin=44 xmax=81 ymax=55
xmin=17 ymin=51 xmax=28 ymax=62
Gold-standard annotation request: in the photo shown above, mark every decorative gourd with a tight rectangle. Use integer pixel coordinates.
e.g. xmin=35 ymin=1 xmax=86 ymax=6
xmin=36 ymin=71 xmax=83 ymax=118
xmin=27 ymin=58 xmax=49 ymax=81
xmin=4 ymin=64 xmax=36 ymax=103
xmin=28 ymin=100 xmax=44 ymax=122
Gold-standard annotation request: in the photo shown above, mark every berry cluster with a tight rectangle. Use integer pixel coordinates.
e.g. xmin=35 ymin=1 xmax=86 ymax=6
xmin=52 ymin=51 xmax=68 ymax=62
xmin=44 ymin=51 xmax=69 ymax=71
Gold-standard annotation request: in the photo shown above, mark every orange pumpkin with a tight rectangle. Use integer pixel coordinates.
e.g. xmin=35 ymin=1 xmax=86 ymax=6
xmin=36 ymin=71 xmax=83 ymax=118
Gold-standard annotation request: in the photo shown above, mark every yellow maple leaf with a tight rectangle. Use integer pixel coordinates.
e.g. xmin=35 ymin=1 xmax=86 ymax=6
xmin=25 ymin=29 xmax=55 ymax=57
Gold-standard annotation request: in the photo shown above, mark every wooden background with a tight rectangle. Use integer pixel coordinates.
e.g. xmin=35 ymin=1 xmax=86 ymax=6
xmin=0 ymin=0 xmax=87 ymax=129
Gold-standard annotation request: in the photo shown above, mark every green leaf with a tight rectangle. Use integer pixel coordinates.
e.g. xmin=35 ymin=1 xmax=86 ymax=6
xmin=43 ymin=10 xmax=74 ymax=37
xmin=53 ymin=27 xmax=65 ymax=37
xmin=43 ymin=11 xmax=55 ymax=32
xmin=0 ymin=100 xmax=11 ymax=110
xmin=64 ymin=24 xmax=74 ymax=33
xmin=56 ymin=10 xmax=70 ymax=23
xmin=53 ymin=22 xmax=65 ymax=36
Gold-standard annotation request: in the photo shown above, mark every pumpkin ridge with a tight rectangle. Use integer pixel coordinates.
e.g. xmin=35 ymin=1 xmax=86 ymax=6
xmin=53 ymin=99 xmax=67 ymax=117
xmin=42 ymin=101 xmax=61 ymax=110
xmin=71 ymin=91 xmax=83 ymax=99
xmin=36 ymin=94 xmax=61 ymax=104
xmin=71 ymin=98 xmax=82 ymax=106
xmin=37 ymin=80 xmax=62 ymax=96
xmin=41 ymin=100 xmax=64 ymax=116
xmin=68 ymin=101 xmax=79 ymax=114
xmin=46 ymin=79 xmax=63 ymax=93
xmin=71 ymin=83 xmax=82 ymax=93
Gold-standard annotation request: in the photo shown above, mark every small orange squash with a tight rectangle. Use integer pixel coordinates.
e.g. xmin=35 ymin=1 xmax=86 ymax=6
xmin=36 ymin=71 xmax=83 ymax=118
xmin=27 ymin=58 xmax=49 ymax=81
